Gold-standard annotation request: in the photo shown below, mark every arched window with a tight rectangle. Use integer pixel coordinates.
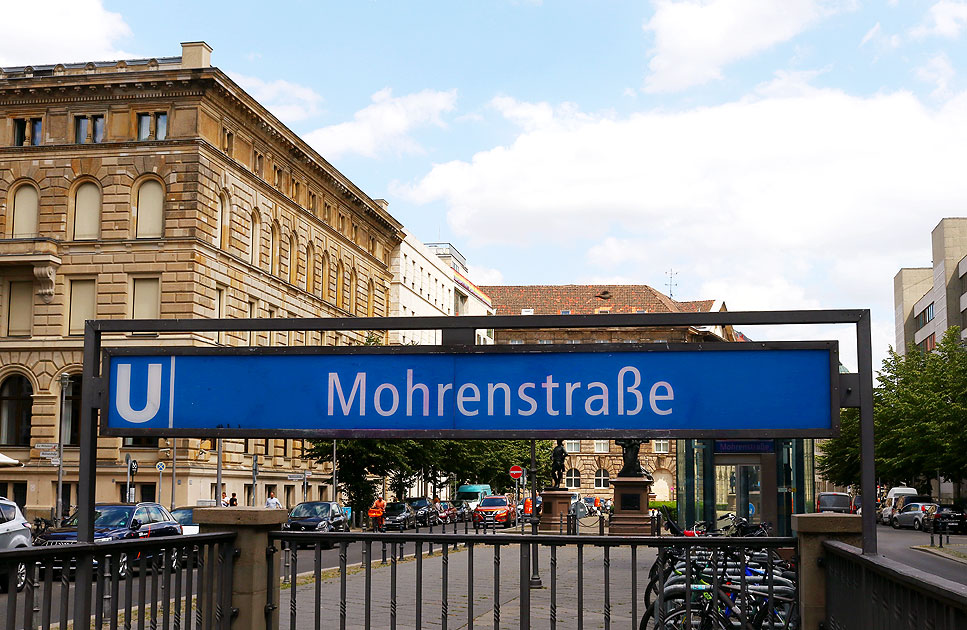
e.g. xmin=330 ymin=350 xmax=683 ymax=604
xmin=250 ymin=211 xmax=261 ymax=266
xmin=321 ymin=252 xmax=330 ymax=301
xmin=135 ymin=179 xmax=164 ymax=238
xmin=594 ymin=469 xmax=610 ymax=489
xmin=11 ymin=184 xmax=39 ymax=238
xmin=270 ymin=223 xmax=280 ymax=275
xmin=216 ymin=194 xmax=230 ymax=249
xmin=335 ymin=261 xmax=345 ymax=309
xmin=63 ymin=374 xmax=82 ymax=446
xmin=349 ymin=269 xmax=358 ymax=315
xmin=288 ymin=234 xmax=299 ymax=285
xmin=73 ymin=182 xmax=100 ymax=240
xmin=305 ymin=242 xmax=315 ymax=293
xmin=366 ymin=279 xmax=375 ymax=317
xmin=565 ymin=468 xmax=581 ymax=489
xmin=0 ymin=374 xmax=32 ymax=446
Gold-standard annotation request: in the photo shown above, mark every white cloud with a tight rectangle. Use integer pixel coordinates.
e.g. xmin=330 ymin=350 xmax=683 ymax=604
xmin=916 ymin=53 xmax=956 ymax=98
xmin=304 ymin=88 xmax=457 ymax=160
xmin=911 ymin=1 xmax=967 ymax=39
xmin=642 ymin=0 xmax=850 ymax=92
xmin=468 ymin=265 xmax=505 ymax=285
xmin=229 ymin=73 xmax=324 ymax=124
xmin=0 ymin=0 xmax=132 ymax=66
xmin=860 ymin=22 xmax=881 ymax=46
xmin=397 ymin=85 xmax=967 ymax=367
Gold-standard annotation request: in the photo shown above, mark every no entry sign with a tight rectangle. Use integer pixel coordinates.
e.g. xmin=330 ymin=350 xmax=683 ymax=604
xmin=510 ymin=465 xmax=524 ymax=479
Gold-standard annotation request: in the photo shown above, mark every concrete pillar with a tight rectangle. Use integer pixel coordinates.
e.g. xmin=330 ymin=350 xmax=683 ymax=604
xmin=792 ymin=513 xmax=863 ymax=630
xmin=195 ymin=507 xmax=287 ymax=630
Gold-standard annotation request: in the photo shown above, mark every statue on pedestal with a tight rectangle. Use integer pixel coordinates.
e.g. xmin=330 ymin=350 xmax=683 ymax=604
xmin=615 ymin=439 xmax=653 ymax=480
xmin=550 ymin=439 xmax=567 ymax=488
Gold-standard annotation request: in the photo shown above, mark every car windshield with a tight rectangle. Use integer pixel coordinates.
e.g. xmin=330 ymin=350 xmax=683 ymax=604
xmin=479 ymin=497 xmax=507 ymax=507
xmin=290 ymin=503 xmax=331 ymax=518
xmin=64 ymin=505 xmax=134 ymax=529
xmin=170 ymin=509 xmax=194 ymax=525
xmin=406 ymin=498 xmax=430 ymax=508
xmin=454 ymin=491 xmax=481 ymax=501
xmin=385 ymin=503 xmax=407 ymax=514
xmin=818 ymin=495 xmax=851 ymax=508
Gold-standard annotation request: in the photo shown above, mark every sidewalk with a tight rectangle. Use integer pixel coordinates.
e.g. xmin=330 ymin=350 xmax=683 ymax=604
xmin=283 ymin=541 xmax=659 ymax=630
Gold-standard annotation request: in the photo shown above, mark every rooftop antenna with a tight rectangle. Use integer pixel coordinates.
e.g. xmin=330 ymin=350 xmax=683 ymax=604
xmin=666 ymin=268 xmax=678 ymax=299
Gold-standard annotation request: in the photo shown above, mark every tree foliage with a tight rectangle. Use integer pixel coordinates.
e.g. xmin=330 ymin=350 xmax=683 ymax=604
xmin=817 ymin=327 xmax=967 ymax=495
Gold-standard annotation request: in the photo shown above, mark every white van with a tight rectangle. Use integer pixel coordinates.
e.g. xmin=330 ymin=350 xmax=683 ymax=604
xmin=880 ymin=487 xmax=917 ymax=524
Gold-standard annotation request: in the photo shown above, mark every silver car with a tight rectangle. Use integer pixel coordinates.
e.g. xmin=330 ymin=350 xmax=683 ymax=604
xmin=0 ymin=497 xmax=32 ymax=591
xmin=893 ymin=502 xmax=937 ymax=531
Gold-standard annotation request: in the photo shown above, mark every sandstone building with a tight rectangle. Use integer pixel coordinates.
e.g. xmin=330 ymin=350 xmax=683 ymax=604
xmin=479 ymin=284 xmax=737 ymax=503
xmin=0 ymin=42 xmax=403 ymax=517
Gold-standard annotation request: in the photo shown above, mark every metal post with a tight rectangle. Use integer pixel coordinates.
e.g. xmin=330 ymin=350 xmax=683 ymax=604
xmin=171 ymin=439 xmax=177 ymax=510
xmin=529 ymin=439 xmax=542 ymax=588
xmin=332 ymin=439 xmax=337 ymax=502
xmin=57 ymin=372 xmax=70 ymax=525
xmin=252 ymin=454 xmax=259 ymax=506
xmin=857 ymin=310 xmax=877 ymax=554
xmin=216 ymin=438 xmax=223 ymax=503
xmin=76 ymin=321 xmax=101 ymax=629
xmin=125 ymin=453 xmax=131 ymax=504
xmin=158 ymin=463 xmax=163 ymax=502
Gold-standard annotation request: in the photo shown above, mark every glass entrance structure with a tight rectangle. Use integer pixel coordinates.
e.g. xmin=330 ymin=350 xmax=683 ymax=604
xmin=676 ymin=438 xmax=816 ymax=536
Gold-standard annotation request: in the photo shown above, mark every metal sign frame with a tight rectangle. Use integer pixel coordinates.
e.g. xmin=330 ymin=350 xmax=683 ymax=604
xmin=99 ymin=339 xmax=842 ymax=439
xmin=73 ymin=310 xmax=877 ymax=593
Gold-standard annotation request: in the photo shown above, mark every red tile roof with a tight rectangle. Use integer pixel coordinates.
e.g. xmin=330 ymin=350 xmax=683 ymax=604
xmin=478 ymin=285 xmax=719 ymax=316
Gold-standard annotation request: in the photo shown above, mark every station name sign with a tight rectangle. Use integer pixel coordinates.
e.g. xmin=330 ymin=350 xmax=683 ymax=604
xmin=102 ymin=343 xmax=839 ymax=439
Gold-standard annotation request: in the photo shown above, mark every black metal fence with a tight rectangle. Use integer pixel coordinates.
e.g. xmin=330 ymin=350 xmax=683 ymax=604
xmin=824 ymin=540 xmax=967 ymax=630
xmin=268 ymin=530 xmax=798 ymax=630
xmin=0 ymin=532 xmax=236 ymax=630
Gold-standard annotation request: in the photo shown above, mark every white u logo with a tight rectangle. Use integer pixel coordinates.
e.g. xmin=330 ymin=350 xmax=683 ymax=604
xmin=116 ymin=363 xmax=163 ymax=423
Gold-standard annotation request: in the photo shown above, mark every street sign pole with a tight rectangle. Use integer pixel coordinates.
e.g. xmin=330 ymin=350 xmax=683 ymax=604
xmin=125 ymin=453 xmax=131 ymax=504
xmin=171 ymin=439 xmax=177 ymax=511
xmin=216 ymin=438 xmax=223 ymax=503
xmin=303 ymin=470 xmax=308 ymax=502
xmin=529 ymin=439 xmax=542 ymax=588
xmin=252 ymin=454 xmax=259 ymax=506
xmin=332 ymin=440 xmax=337 ymax=503
xmin=158 ymin=463 xmax=163 ymax=498
xmin=57 ymin=372 xmax=70 ymax=525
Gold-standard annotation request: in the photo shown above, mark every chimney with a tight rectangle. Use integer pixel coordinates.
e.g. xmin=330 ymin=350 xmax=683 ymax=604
xmin=374 ymin=198 xmax=389 ymax=211
xmin=181 ymin=41 xmax=212 ymax=69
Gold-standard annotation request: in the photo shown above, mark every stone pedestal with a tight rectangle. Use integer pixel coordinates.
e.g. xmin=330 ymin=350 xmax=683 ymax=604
xmin=609 ymin=476 xmax=656 ymax=535
xmin=539 ymin=488 xmax=575 ymax=533
xmin=792 ymin=513 xmax=862 ymax=630
xmin=195 ymin=507 xmax=288 ymax=630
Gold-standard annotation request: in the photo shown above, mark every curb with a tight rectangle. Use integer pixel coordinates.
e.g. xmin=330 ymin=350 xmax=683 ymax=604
xmin=910 ymin=545 xmax=967 ymax=566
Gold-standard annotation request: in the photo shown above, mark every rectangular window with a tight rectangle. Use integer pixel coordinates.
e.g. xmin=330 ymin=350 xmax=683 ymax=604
xmin=92 ymin=115 xmax=105 ymax=143
xmin=137 ymin=114 xmax=151 ymax=140
xmin=155 ymin=112 xmax=167 ymax=140
xmin=132 ymin=277 xmax=160 ymax=319
xmin=521 ymin=308 xmax=534 ymax=315
xmin=509 ymin=339 xmax=524 ymax=345
xmin=75 ymin=116 xmax=89 ymax=144
xmin=224 ymin=130 xmax=234 ymax=156
xmin=248 ymin=300 xmax=257 ymax=345
xmin=538 ymin=339 xmax=552 ymax=345
xmin=68 ymin=279 xmax=95 ymax=336
xmin=565 ymin=440 xmax=581 ymax=453
xmin=653 ymin=439 xmax=670 ymax=454
xmin=594 ymin=440 xmax=610 ymax=453
xmin=560 ymin=309 xmax=571 ymax=315
xmin=13 ymin=119 xmax=26 ymax=146
xmin=215 ymin=286 xmax=225 ymax=344
xmin=30 ymin=118 xmax=42 ymax=145
xmin=293 ymin=181 xmax=300 ymax=203
xmin=6 ymin=281 xmax=33 ymax=337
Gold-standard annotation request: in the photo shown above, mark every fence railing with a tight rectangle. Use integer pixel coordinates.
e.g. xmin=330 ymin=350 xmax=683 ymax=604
xmin=0 ymin=532 xmax=236 ymax=630
xmin=267 ymin=529 xmax=798 ymax=630
xmin=824 ymin=540 xmax=967 ymax=630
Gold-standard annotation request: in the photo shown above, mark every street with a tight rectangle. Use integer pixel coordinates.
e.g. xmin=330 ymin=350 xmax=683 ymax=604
xmin=874 ymin=522 xmax=967 ymax=586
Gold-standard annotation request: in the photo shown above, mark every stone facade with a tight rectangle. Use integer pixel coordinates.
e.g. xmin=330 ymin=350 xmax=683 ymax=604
xmin=0 ymin=43 xmax=403 ymax=518
xmin=480 ymin=284 xmax=737 ymax=503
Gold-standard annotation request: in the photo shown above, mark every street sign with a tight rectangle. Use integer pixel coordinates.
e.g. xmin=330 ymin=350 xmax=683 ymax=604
xmin=103 ymin=343 xmax=839 ymax=438
xmin=127 ymin=488 xmax=136 ymax=502
xmin=38 ymin=450 xmax=58 ymax=458
xmin=509 ymin=465 xmax=524 ymax=480
xmin=49 ymin=458 xmax=61 ymax=465
xmin=130 ymin=460 xmax=138 ymax=475
xmin=34 ymin=443 xmax=58 ymax=450
xmin=287 ymin=474 xmax=305 ymax=481
xmin=156 ymin=462 xmax=165 ymax=472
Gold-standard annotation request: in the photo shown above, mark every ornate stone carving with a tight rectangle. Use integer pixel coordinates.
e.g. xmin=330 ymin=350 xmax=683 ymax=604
xmin=32 ymin=264 xmax=56 ymax=303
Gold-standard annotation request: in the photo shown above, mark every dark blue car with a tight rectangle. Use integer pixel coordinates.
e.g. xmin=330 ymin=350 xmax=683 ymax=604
xmin=34 ymin=503 xmax=182 ymax=577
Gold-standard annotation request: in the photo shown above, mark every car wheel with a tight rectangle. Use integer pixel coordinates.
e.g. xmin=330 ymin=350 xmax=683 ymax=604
xmin=117 ymin=553 xmax=129 ymax=580
xmin=914 ymin=519 xmax=922 ymax=531
xmin=892 ymin=518 xmax=899 ymax=529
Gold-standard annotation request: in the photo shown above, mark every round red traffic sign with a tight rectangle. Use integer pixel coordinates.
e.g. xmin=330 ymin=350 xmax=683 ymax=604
xmin=509 ymin=465 xmax=524 ymax=479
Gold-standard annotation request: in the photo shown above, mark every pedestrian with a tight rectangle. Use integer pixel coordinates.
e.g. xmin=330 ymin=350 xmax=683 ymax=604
xmin=265 ymin=491 xmax=283 ymax=509
xmin=221 ymin=491 xmax=229 ymax=507
xmin=369 ymin=495 xmax=386 ymax=532
xmin=228 ymin=493 xmax=238 ymax=507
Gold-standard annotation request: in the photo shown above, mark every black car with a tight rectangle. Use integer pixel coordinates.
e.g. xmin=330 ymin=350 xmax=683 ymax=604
xmin=34 ymin=502 xmax=182 ymax=577
xmin=282 ymin=502 xmax=348 ymax=533
xmin=383 ymin=502 xmax=416 ymax=530
xmin=451 ymin=501 xmax=471 ymax=523
xmin=405 ymin=497 xmax=440 ymax=526
xmin=925 ymin=504 xmax=967 ymax=534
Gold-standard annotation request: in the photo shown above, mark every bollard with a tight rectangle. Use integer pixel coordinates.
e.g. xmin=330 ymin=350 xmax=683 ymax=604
xmin=382 ymin=541 xmax=387 ymax=565
xmin=429 ymin=521 xmax=434 ymax=556
xmin=939 ymin=523 xmax=944 ymax=549
xmin=559 ymin=513 xmax=564 ymax=534
xmin=599 ymin=513 xmax=605 ymax=536
xmin=282 ymin=544 xmax=290 ymax=584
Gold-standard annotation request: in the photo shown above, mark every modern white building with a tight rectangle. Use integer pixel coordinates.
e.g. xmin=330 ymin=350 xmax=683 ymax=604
xmin=388 ymin=229 xmax=456 ymax=345
xmin=426 ymin=242 xmax=494 ymax=344
xmin=894 ymin=218 xmax=967 ymax=354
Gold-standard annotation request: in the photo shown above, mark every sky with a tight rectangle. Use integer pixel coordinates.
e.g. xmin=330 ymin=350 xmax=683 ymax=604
xmin=4 ymin=0 xmax=967 ymax=370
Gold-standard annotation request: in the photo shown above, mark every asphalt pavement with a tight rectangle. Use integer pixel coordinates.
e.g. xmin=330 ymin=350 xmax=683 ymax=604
xmin=874 ymin=521 xmax=967 ymax=585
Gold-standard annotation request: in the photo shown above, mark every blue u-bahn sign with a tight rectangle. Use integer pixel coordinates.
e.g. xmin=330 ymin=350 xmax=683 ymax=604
xmin=101 ymin=342 xmax=839 ymax=439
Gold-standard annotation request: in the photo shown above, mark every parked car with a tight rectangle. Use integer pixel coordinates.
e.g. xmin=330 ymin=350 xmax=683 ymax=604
xmin=892 ymin=502 xmax=937 ymax=530
xmin=894 ymin=495 xmax=934 ymax=514
xmin=282 ymin=502 xmax=348 ymax=533
xmin=583 ymin=497 xmax=600 ymax=516
xmin=170 ymin=507 xmax=199 ymax=535
xmin=924 ymin=505 xmax=967 ymax=534
xmin=437 ymin=501 xmax=458 ymax=524
xmin=473 ymin=496 xmax=517 ymax=528
xmin=451 ymin=500 xmax=471 ymax=522
xmin=34 ymin=502 xmax=182 ymax=578
xmin=850 ymin=495 xmax=863 ymax=514
xmin=816 ymin=492 xmax=852 ymax=514
xmin=454 ymin=485 xmax=493 ymax=511
xmin=880 ymin=487 xmax=918 ymax=524
xmin=405 ymin=497 xmax=440 ymax=527
xmin=383 ymin=502 xmax=416 ymax=530
xmin=0 ymin=496 xmax=31 ymax=592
